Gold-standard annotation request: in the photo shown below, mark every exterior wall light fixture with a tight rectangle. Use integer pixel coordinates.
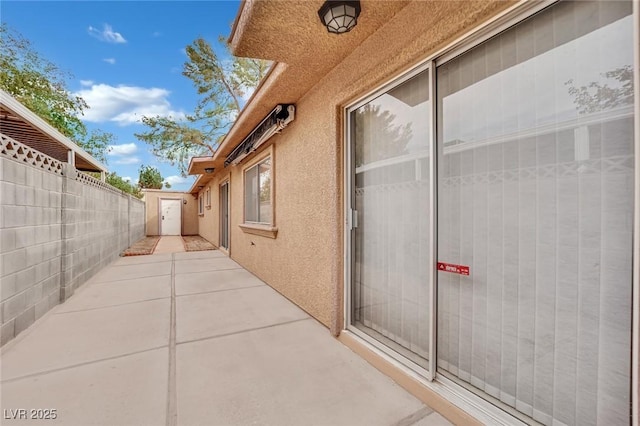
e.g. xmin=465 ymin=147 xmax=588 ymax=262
xmin=318 ymin=0 xmax=361 ymax=34
xmin=204 ymin=167 xmax=214 ymax=174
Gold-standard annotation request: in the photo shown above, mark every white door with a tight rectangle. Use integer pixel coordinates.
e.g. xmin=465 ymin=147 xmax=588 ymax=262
xmin=160 ymin=199 xmax=181 ymax=236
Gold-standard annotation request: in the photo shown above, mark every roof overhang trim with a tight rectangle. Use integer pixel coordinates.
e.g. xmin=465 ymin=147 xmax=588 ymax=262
xmin=224 ymin=104 xmax=295 ymax=167
xmin=0 ymin=90 xmax=107 ymax=172
xmin=187 ymin=173 xmax=213 ymax=195
xmin=187 ymin=156 xmax=216 ymax=175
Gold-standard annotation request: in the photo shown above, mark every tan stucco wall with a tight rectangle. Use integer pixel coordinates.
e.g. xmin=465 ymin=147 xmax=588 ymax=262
xmin=142 ymin=190 xmax=199 ymax=236
xmin=200 ymin=1 xmax=513 ymax=331
xmin=197 ymin=175 xmax=228 ymax=247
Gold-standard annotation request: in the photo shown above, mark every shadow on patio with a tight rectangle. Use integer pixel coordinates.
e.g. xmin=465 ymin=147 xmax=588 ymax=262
xmin=0 ymin=241 xmax=449 ymax=426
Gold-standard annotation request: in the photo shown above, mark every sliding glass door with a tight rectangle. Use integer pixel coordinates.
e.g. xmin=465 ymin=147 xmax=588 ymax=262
xmin=349 ymin=68 xmax=432 ymax=368
xmin=435 ymin=1 xmax=634 ymax=425
xmin=348 ymin=1 xmax=635 ymax=424
xmin=220 ymin=181 xmax=229 ymax=250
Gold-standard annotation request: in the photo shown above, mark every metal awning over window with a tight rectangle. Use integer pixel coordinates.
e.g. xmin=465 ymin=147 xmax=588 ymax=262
xmin=225 ymin=104 xmax=295 ymax=167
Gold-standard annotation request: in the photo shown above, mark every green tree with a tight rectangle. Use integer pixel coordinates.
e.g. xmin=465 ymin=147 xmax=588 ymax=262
xmin=138 ymin=165 xmax=170 ymax=190
xmin=354 ymin=104 xmax=413 ymax=167
xmin=135 ymin=36 xmax=270 ymax=175
xmin=566 ymin=65 xmax=634 ymax=114
xmin=82 ymin=129 xmax=115 ymax=165
xmin=105 ymin=173 xmax=142 ymax=198
xmin=0 ymin=24 xmax=110 ymax=162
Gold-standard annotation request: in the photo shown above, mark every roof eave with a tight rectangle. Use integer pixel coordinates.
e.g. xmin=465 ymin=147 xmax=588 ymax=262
xmin=212 ymin=62 xmax=282 ymax=166
xmin=187 ymin=156 xmax=217 ymax=175
xmin=228 ymin=0 xmax=248 ymax=48
xmin=186 ymin=173 xmax=215 ymax=195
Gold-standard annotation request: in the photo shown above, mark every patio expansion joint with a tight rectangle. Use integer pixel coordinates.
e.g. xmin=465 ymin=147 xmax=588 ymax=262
xmin=90 ymin=271 xmax=171 ymax=284
xmin=166 ymin=253 xmax=178 ymax=426
xmin=0 ymin=344 xmax=168 ymax=385
xmin=175 ymin=284 xmax=265 ymax=298
xmin=176 ymin=317 xmax=312 ymax=347
xmin=52 ymin=296 xmax=171 ymax=315
xmin=174 ymin=266 xmax=243 ymax=276
xmin=113 ymin=259 xmax=174 ymax=266
xmin=391 ymin=406 xmax=434 ymax=426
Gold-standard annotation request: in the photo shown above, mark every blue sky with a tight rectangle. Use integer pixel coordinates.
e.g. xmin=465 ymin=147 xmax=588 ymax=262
xmin=3 ymin=1 xmax=242 ymax=191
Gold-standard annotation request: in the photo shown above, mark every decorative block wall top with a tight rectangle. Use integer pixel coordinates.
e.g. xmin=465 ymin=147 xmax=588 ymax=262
xmin=1 ymin=133 xmax=64 ymax=175
xmin=76 ymin=171 xmax=123 ymax=194
xmin=0 ymin=132 xmax=136 ymax=196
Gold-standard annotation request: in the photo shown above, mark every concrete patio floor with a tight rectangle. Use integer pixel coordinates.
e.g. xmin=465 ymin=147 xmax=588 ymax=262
xmin=153 ymin=235 xmax=185 ymax=254
xmin=0 ymin=247 xmax=450 ymax=426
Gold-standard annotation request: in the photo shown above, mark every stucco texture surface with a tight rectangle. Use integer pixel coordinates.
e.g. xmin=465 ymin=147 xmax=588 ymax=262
xmin=197 ymin=174 xmax=227 ymax=248
xmin=199 ymin=0 xmax=515 ymax=331
xmin=142 ymin=190 xmax=198 ymax=236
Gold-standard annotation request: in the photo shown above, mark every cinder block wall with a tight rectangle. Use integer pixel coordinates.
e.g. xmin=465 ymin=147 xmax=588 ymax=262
xmin=130 ymin=196 xmax=145 ymax=241
xmin=0 ymin=156 xmax=63 ymax=345
xmin=0 ymin=156 xmax=146 ymax=346
xmin=59 ymin=168 xmax=146 ymax=299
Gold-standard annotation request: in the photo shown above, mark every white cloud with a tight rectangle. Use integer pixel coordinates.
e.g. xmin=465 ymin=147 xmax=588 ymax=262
xmin=88 ymin=24 xmax=127 ymax=43
xmin=164 ymin=175 xmax=187 ymax=186
xmin=227 ymin=110 xmax=239 ymax=122
xmin=120 ymin=176 xmax=139 ymax=186
xmin=240 ymin=86 xmax=256 ymax=103
xmin=80 ymin=80 xmax=94 ymax=87
xmin=103 ymin=58 xmax=116 ymax=65
xmin=76 ymin=83 xmax=185 ymax=125
xmin=114 ymin=157 xmax=141 ymax=165
xmin=107 ymin=143 xmax=137 ymax=156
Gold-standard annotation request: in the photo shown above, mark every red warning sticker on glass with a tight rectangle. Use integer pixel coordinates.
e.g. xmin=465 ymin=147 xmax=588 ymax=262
xmin=437 ymin=262 xmax=470 ymax=276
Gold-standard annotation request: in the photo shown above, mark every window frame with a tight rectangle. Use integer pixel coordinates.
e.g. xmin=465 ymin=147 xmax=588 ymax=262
xmin=243 ymin=151 xmax=273 ymax=225
xmin=219 ymin=175 xmax=231 ymax=251
xmin=198 ymin=192 xmax=204 ymax=216
xmin=205 ymin=186 xmax=211 ymax=209
xmin=345 ymin=61 xmax=434 ymax=381
xmin=239 ymin=145 xmax=278 ymax=238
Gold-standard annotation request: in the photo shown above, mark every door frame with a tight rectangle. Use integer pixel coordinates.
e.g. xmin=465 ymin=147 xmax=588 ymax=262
xmin=342 ymin=0 xmax=640 ymax=424
xmin=158 ymin=197 xmax=182 ymax=236
xmin=343 ymin=61 xmax=435 ymax=382
xmin=219 ymin=179 xmax=230 ymax=253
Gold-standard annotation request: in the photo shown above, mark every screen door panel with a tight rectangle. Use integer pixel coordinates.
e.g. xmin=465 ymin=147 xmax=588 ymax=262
xmin=351 ymin=69 xmax=431 ymax=365
xmin=436 ymin=2 xmax=634 ymax=425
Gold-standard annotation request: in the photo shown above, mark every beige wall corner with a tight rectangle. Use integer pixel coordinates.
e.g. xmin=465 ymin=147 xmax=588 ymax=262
xmin=197 ymin=174 xmax=227 ymax=247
